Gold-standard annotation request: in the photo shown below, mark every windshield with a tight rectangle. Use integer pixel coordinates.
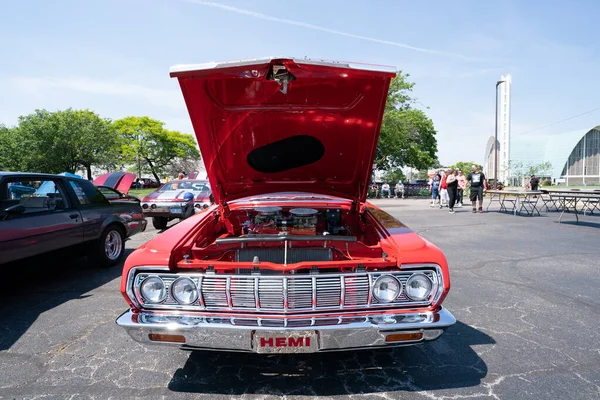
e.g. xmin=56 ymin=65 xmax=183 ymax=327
xmin=159 ymin=181 xmax=210 ymax=192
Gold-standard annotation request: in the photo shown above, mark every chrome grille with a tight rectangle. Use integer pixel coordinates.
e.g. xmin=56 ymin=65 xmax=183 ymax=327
xmin=343 ymin=275 xmax=370 ymax=306
xmin=316 ymin=276 xmax=341 ymax=307
xmin=288 ymin=278 xmax=313 ymax=309
xmin=202 ymin=277 xmax=228 ymax=307
xmin=134 ymin=269 xmax=441 ymax=314
xmin=258 ymin=278 xmax=284 ymax=309
xmin=230 ymin=278 xmax=255 ymax=308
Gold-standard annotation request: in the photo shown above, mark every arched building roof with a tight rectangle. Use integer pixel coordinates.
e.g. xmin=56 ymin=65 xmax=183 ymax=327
xmin=509 ymin=125 xmax=600 ymax=179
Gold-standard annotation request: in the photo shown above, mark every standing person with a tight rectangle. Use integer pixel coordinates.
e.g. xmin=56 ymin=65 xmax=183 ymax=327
xmin=467 ymin=165 xmax=487 ymax=213
xmin=381 ymin=182 xmax=391 ymax=198
xmin=176 ymin=172 xmax=185 ymax=180
xmin=456 ymin=170 xmax=466 ymax=207
xmin=429 ymin=173 xmax=441 ymax=207
xmin=394 ymin=181 xmax=405 ymax=198
xmin=446 ymin=169 xmax=458 ymax=214
xmin=439 ymin=170 xmax=449 ymax=209
xmin=528 ymin=174 xmax=540 ymax=191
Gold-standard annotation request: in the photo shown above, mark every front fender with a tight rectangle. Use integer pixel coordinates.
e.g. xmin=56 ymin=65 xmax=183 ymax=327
xmin=366 ymin=204 xmax=451 ymax=308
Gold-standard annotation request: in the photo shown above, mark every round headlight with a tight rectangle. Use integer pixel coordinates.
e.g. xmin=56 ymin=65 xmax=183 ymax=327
xmin=405 ymin=273 xmax=433 ymax=301
xmin=171 ymin=277 xmax=199 ymax=305
xmin=372 ymin=275 xmax=401 ymax=303
xmin=140 ymin=276 xmax=166 ymax=303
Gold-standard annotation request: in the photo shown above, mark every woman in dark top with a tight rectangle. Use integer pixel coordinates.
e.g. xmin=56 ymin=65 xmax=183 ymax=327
xmin=446 ymin=169 xmax=459 ymax=214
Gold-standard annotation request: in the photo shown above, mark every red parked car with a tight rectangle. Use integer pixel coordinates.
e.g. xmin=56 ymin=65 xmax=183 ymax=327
xmin=116 ymin=58 xmax=455 ymax=354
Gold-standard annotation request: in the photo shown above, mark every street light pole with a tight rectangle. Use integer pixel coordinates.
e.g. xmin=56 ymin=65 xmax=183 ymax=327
xmin=494 ymin=80 xmax=505 ymax=188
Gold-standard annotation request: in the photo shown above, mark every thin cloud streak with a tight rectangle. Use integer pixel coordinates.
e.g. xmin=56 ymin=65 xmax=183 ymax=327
xmin=13 ymin=77 xmax=183 ymax=109
xmin=183 ymin=0 xmax=478 ymax=61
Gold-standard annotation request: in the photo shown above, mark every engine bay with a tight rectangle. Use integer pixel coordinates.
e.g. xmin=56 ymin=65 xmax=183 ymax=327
xmin=177 ymin=203 xmax=397 ymax=272
xmin=240 ymin=206 xmax=349 ymax=237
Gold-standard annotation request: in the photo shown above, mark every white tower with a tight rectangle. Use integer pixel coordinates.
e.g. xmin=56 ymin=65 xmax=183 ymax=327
xmin=498 ymin=74 xmax=512 ymax=183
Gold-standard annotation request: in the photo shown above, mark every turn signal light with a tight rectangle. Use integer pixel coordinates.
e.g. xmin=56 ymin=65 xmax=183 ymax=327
xmin=148 ymin=333 xmax=186 ymax=343
xmin=385 ymin=332 xmax=423 ymax=343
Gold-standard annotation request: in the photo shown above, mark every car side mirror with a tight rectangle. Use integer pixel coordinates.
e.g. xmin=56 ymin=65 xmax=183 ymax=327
xmin=4 ymin=204 xmax=25 ymax=215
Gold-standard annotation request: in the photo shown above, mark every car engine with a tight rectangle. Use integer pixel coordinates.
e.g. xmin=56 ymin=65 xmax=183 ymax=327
xmin=240 ymin=206 xmax=346 ymax=236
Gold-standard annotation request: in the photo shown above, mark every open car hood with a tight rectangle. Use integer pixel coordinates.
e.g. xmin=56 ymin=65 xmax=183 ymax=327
xmin=93 ymin=172 xmax=136 ymax=194
xmin=170 ymin=57 xmax=396 ymax=205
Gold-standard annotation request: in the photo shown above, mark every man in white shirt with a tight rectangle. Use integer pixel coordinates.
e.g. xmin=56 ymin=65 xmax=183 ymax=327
xmin=394 ymin=181 xmax=405 ymax=198
xmin=381 ymin=183 xmax=391 ymax=198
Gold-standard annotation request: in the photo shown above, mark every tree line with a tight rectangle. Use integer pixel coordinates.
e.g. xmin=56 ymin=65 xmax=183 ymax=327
xmin=0 ymin=110 xmax=200 ymax=184
xmin=375 ymin=72 xmax=439 ymax=179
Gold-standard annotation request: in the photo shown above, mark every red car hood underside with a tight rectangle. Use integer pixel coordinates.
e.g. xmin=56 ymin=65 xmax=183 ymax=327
xmin=93 ymin=172 xmax=135 ymax=194
xmin=171 ymin=57 xmax=395 ymax=205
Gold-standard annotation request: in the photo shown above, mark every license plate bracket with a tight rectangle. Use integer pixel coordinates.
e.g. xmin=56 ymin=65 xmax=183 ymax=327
xmin=253 ymin=330 xmax=319 ymax=354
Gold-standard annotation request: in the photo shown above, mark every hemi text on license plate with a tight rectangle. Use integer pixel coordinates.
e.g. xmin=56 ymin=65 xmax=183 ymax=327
xmin=169 ymin=207 xmax=181 ymax=214
xmin=253 ymin=331 xmax=318 ymax=354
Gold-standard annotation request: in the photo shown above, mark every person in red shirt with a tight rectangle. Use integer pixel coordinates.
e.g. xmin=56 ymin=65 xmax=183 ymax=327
xmin=439 ymin=170 xmax=448 ymax=208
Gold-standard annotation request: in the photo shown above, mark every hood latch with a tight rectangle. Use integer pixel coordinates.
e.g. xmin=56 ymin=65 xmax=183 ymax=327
xmin=268 ymin=65 xmax=296 ymax=94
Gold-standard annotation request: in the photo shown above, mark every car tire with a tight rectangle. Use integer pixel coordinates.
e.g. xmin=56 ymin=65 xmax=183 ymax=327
xmin=89 ymin=225 xmax=125 ymax=268
xmin=152 ymin=216 xmax=168 ymax=230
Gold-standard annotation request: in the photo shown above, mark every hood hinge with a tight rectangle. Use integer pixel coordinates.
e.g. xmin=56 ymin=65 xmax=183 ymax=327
xmin=354 ymin=201 xmax=367 ymax=232
xmin=353 ymin=201 xmax=366 ymax=215
xmin=218 ymin=201 xmax=235 ymax=235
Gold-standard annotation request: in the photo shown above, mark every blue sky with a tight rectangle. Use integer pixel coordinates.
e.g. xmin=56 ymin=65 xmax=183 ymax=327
xmin=1 ymin=0 xmax=599 ymax=166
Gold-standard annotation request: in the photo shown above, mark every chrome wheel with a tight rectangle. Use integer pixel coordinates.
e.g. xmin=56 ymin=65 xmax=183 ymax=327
xmin=104 ymin=230 xmax=123 ymax=260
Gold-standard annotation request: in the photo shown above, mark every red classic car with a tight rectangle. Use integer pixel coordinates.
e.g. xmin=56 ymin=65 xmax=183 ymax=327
xmin=140 ymin=179 xmax=214 ymax=229
xmin=116 ymin=57 xmax=455 ymax=353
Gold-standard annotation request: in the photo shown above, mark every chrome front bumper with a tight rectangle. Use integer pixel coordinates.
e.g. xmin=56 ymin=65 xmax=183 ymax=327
xmin=142 ymin=203 xmax=185 ymax=218
xmin=142 ymin=202 xmax=209 ymax=218
xmin=116 ymin=307 xmax=456 ymax=353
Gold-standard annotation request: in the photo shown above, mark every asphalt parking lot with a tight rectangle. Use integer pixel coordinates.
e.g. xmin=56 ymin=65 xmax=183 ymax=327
xmin=1 ymin=200 xmax=600 ymax=399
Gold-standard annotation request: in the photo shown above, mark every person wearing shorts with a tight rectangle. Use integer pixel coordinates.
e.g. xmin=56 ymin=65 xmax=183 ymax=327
xmin=467 ymin=165 xmax=486 ymax=213
xmin=430 ymin=174 xmax=441 ymax=207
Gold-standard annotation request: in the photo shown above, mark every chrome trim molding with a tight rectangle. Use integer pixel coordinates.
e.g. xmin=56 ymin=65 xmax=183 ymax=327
xmin=170 ymin=57 xmax=397 ymax=75
xmin=116 ymin=307 xmax=456 ymax=352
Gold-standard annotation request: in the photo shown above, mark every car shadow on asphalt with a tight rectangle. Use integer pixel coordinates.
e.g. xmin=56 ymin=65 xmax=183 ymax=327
xmin=0 ymin=249 xmax=130 ymax=351
xmin=167 ymin=320 xmax=493 ymax=395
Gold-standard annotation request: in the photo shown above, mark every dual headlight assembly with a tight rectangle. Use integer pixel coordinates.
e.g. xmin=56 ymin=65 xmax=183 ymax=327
xmin=372 ymin=273 xmax=433 ymax=303
xmin=140 ymin=276 xmax=198 ymax=305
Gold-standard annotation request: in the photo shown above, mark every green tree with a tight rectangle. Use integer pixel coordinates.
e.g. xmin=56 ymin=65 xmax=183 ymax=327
xmin=0 ymin=125 xmax=22 ymax=171
xmin=113 ymin=116 xmax=200 ymax=184
xmin=450 ymin=161 xmax=480 ymax=175
xmin=415 ymin=169 xmax=430 ymax=180
xmin=375 ymin=73 xmax=438 ymax=171
xmin=14 ymin=109 xmax=119 ymax=178
xmin=383 ymin=168 xmax=406 ymax=184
